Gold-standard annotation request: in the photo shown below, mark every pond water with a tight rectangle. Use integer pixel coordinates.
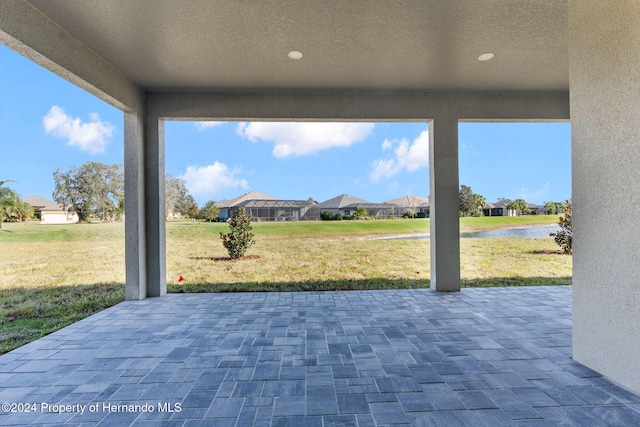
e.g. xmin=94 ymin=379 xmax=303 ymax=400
xmin=461 ymin=225 xmax=560 ymax=239
xmin=384 ymin=225 xmax=560 ymax=240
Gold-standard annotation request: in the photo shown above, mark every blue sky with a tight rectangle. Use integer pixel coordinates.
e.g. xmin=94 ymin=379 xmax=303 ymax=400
xmin=1 ymin=44 xmax=571 ymax=206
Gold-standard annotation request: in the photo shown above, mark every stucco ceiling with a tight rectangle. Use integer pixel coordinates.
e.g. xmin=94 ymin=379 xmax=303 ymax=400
xmin=26 ymin=0 xmax=568 ymax=93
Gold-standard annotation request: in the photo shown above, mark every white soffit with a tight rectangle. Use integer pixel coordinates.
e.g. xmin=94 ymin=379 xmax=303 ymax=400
xmin=26 ymin=0 xmax=568 ymax=93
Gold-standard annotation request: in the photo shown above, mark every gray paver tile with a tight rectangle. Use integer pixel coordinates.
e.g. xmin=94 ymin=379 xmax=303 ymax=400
xmin=0 ymin=287 xmax=638 ymax=426
xmin=337 ymin=394 xmax=370 ymax=414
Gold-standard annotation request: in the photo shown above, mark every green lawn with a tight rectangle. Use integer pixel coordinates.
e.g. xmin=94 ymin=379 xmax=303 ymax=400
xmin=0 ymin=215 xmax=570 ymax=353
xmin=459 ymin=214 xmax=561 ymax=232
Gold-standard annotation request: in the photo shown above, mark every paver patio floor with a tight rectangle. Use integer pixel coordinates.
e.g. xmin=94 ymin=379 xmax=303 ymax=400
xmin=1 ymin=286 xmax=639 ymax=426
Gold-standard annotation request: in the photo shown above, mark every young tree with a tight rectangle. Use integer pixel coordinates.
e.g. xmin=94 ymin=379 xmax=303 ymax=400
xmin=53 ymin=162 xmax=124 ymax=222
xmin=188 ymin=204 xmax=200 ymax=221
xmin=220 ymin=207 xmax=255 ymax=259
xmin=200 ymin=200 xmax=220 ymax=222
xmin=551 ymin=199 xmax=572 ymax=254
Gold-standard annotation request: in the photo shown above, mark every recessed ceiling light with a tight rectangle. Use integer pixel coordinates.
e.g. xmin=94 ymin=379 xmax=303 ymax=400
xmin=478 ymin=52 xmax=495 ymax=62
xmin=288 ymin=50 xmax=303 ymax=60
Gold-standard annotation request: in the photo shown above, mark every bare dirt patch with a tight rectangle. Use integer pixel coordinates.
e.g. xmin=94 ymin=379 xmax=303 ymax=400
xmin=191 ymin=255 xmax=261 ymax=262
xmin=530 ymin=249 xmax=567 ymax=255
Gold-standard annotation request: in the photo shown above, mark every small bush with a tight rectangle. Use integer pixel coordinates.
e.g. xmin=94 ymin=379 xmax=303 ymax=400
xmin=550 ymin=199 xmax=572 ymax=254
xmin=321 ymin=210 xmax=336 ymax=220
xmin=220 ymin=207 xmax=255 ymax=259
xmin=352 ymin=207 xmax=367 ymax=220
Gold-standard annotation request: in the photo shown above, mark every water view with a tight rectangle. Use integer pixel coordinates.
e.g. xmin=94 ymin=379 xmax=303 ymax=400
xmin=383 ymin=225 xmax=560 ymax=240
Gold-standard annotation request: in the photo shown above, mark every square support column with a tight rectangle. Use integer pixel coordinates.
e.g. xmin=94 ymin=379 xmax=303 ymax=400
xmin=124 ymin=108 xmax=166 ymax=299
xmin=144 ymin=114 xmax=166 ymax=297
xmin=570 ymin=0 xmax=640 ymax=394
xmin=124 ymin=111 xmax=147 ymax=300
xmin=429 ymin=117 xmax=461 ymax=292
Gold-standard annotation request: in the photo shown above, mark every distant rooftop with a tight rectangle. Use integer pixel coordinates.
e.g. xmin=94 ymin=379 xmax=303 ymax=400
xmin=22 ymin=195 xmax=65 ymax=211
xmin=217 ymin=191 xmax=276 ymax=208
xmin=314 ymin=194 xmax=372 ymax=210
xmin=385 ymin=195 xmax=430 ymax=208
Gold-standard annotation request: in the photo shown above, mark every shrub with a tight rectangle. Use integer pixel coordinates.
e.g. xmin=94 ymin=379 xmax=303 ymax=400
xmin=403 ymin=210 xmax=414 ymax=219
xmin=550 ymin=199 xmax=572 ymax=254
xmin=220 ymin=207 xmax=255 ymax=259
xmin=321 ymin=210 xmax=336 ymax=220
xmin=321 ymin=211 xmax=346 ymax=220
xmin=353 ymin=207 xmax=367 ymax=220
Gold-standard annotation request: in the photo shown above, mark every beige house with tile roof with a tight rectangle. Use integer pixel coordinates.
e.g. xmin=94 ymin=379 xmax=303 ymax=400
xmin=23 ymin=196 xmax=78 ymax=224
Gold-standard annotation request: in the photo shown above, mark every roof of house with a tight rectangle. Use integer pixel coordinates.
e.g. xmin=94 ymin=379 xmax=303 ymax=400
xmin=492 ymin=199 xmax=512 ymax=208
xmin=217 ymin=191 xmax=276 ymax=208
xmin=239 ymin=199 xmax=314 ymax=209
xmin=314 ymin=194 xmax=372 ymax=210
xmin=22 ymin=196 xmax=66 ymax=211
xmin=385 ymin=195 xmax=430 ymax=209
xmin=342 ymin=203 xmax=396 ymax=209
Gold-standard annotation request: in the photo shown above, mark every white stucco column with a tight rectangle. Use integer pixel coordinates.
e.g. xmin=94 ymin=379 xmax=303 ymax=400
xmin=429 ymin=117 xmax=461 ymax=292
xmin=144 ymin=114 xmax=167 ymax=297
xmin=570 ymin=0 xmax=640 ymax=394
xmin=124 ymin=111 xmax=147 ymax=300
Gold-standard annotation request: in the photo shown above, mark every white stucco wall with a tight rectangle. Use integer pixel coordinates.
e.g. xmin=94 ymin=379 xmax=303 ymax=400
xmin=41 ymin=211 xmax=78 ymax=224
xmin=570 ymin=0 xmax=640 ymax=394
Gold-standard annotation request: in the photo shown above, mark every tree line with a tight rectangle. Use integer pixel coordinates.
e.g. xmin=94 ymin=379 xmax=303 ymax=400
xmin=3 ymin=164 xmax=568 ymax=225
xmin=459 ymin=184 xmax=566 ymax=217
xmin=1 ymin=162 xmax=221 ymax=225
xmin=50 ymin=161 xmax=224 ymax=223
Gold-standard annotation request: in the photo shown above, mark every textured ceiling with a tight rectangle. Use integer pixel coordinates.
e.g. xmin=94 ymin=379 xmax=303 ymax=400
xmin=26 ymin=0 xmax=568 ymax=93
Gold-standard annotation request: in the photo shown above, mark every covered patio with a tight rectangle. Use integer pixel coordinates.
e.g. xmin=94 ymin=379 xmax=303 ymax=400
xmin=2 ymin=0 xmax=640 ymax=423
xmin=2 ymin=286 xmax=639 ymax=426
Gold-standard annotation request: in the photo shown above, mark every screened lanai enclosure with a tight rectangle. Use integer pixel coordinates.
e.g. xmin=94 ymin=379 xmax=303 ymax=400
xmin=235 ymin=199 xmax=315 ymax=222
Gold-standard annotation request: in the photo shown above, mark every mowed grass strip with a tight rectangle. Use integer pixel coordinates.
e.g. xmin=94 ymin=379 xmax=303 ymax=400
xmin=0 ymin=216 xmax=569 ymax=353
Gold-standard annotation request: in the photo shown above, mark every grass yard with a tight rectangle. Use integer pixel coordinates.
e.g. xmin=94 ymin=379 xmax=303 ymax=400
xmin=0 ymin=215 xmax=570 ymax=353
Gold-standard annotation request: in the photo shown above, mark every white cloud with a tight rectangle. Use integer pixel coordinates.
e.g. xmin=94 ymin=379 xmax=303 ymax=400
xmin=518 ymin=182 xmax=551 ymax=203
xmin=237 ymin=122 xmax=375 ymax=157
xmin=381 ymin=139 xmax=394 ymax=151
xmin=43 ymin=105 xmax=113 ymax=154
xmin=195 ymin=121 xmax=226 ymax=131
xmin=369 ymin=130 xmax=429 ymax=182
xmin=369 ymin=158 xmax=397 ymax=182
xmin=179 ymin=162 xmax=249 ymax=197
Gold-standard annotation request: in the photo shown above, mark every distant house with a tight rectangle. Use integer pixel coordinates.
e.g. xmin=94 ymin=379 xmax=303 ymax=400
xmin=309 ymin=194 xmax=397 ymax=219
xmin=217 ymin=191 xmax=315 ymax=222
xmin=526 ymin=203 xmax=545 ymax=215
xmin=23 ymin=196 xmax=79 ymax=224
xmin=384 ymin=195 xmax=430 ymax=217
xmin=483 ymin=199 xmax=545 ymax=216
xmin=483 ymin=199 xmax=515 ymax=217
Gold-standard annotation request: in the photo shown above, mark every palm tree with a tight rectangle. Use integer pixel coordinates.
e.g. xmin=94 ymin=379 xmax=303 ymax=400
xmin=0 ymin=180 xmax=21 ymax=228
xmin=507 ymin=198 xmax=530 ymax=216
xmin=473 ymin=193 xmax=486 ymax=216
